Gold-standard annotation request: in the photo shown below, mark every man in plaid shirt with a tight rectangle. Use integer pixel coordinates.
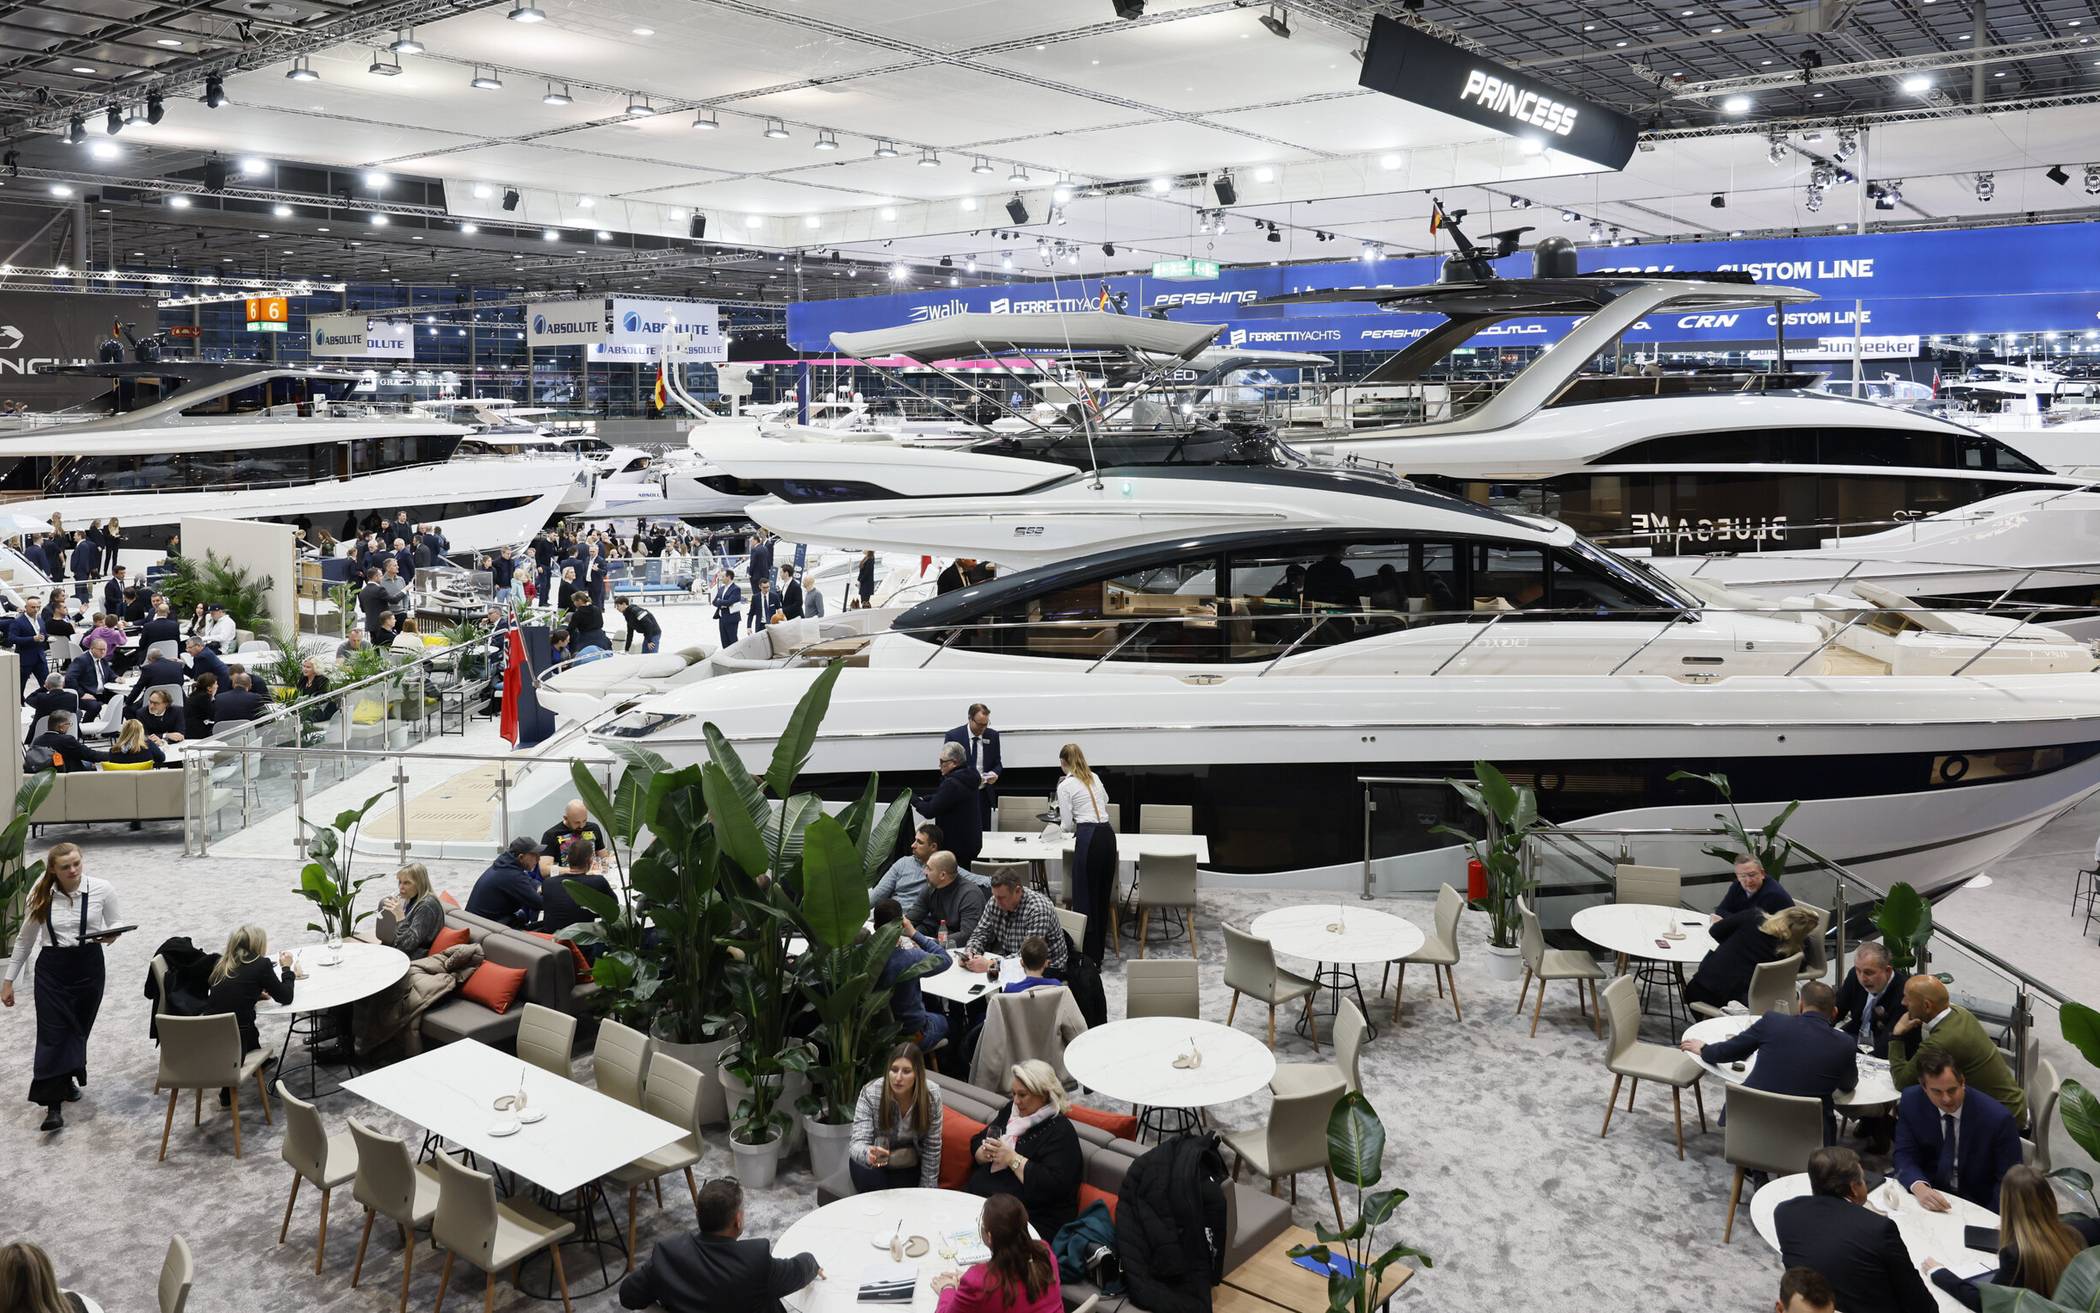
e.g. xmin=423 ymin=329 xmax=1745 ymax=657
xmin=961 ymin=868 xmax=1069 ymax=976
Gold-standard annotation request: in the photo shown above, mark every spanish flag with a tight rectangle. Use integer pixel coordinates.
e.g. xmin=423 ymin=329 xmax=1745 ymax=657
xmin=652 ymin=362 xmax=668 ymax=410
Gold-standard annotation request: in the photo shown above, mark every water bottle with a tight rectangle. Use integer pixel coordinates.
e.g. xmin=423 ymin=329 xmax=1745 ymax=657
xmin=937 ymin=919 xmax=949 ymax=950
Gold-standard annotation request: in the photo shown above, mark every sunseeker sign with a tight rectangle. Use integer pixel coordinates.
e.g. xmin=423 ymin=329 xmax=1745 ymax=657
xmin=1358 ymin=16 xmax=1640 ymax=170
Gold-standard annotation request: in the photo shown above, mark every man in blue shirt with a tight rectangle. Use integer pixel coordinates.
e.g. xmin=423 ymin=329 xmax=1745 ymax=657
xmin=466 ymin=836 xmax=545 ymax=928
xmin=871 ymin=897 xmax=950 ymax=1052
xmin=1713 ymin=856 xmax=1796 ymax=920
xmin=1893 ymin=1045 xmax=2022 ymax=1211
xmin=869 ymin=824 xmax=941 ymax=922
xmin=1000 ymin=937 xmax=1061 ymax=994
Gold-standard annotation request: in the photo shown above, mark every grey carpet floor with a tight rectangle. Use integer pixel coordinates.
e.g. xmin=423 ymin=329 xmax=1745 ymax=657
xmin=9 ymin=810 xmax=2082 ymax=1313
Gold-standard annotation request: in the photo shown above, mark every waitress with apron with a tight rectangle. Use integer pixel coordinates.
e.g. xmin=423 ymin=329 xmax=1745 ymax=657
xmin=2 ymin=843 xmax=125 ymax=1132
xmin=1056 ymin=743 xmax=1118 ymax=964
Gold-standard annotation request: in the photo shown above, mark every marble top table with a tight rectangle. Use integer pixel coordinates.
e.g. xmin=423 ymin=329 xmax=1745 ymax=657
xmin=1752 ymin=1172 xmax=1997 ymax=1313
xmin=976 ymin=830 xmax=1212 ymax=864
xmin=1249 ymin=904 xmax=1424 ymax=966
xmin=1682 ymin=1014 xmax=1900 ymax=1109
xmin=917 ymin=950 xmax=1017 ymax=1006
xmin=274 ymin=940 xmax=410 ymax=1013
xmin=343 ymin=1037 xmax=685 ymax=1196
xmin=1571 ymin=903 xmax=1717 ymax=965
xmin=1064 ymin=1017 xmax=1277 ymax=1110
xmin=775 ymin=1187 xmax=1037 ymax=1313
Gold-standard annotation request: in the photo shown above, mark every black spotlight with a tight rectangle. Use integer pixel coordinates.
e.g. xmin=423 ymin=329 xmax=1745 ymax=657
xmin=1266 ymin=226 xmax=1282 ymax=243
xmin=1709 ymin=193 xmax=1726 ymax=209
xmin=2046 ymin=164 xmax=2070 ymax=186
xmin=938 ymin=254 xmax=953 ymax=267
xmin=688 ymin=213 xmax=707 ymax=239
xmin=501 ymin=187 xmax=521 ymax=211
xmin=1102 ymin=242 xmax=1117 ymax=256
xmin=1006 ymin=195 xmax=1029 ymax=225
xmin=202 ymin=155 xmax=228 ymax=191
xmin=1113 ymin=0 xmax=1144 ymax=16
xmin=65 ymin=114 xmax=85 ymax=144
xmin=1213 ymin=172 xmax=1237 ymax=206
xmin=106 ymin=105 xmax=124 ymax=135
xmin=2 ymin=150 xmax=16 ymax=177
xmin=202 ymin=73 xmax=225 ymax=108
xmin=146 ymin=91 xmax=165 ymax=125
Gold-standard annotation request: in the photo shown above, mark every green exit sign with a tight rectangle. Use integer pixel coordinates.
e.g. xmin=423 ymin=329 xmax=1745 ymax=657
xmin=1150 ymin=258 xmax=1220 ymax=282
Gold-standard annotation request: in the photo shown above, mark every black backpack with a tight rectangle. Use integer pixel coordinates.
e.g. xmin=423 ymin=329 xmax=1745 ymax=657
xmin=22 ymin=745 xmax=56 ymax=775
xmin=1061 ymin=930 xmax=1108 ymax=1027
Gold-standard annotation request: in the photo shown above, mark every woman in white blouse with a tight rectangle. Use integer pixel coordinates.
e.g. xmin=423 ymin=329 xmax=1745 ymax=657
xmin=1055 ymin=744 xmax=1117 ymax=963
xmin=2 ymin=842 xmax=128 ymax=1132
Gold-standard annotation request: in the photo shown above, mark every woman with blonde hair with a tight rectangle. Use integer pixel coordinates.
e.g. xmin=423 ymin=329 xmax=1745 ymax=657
xmin=965 ymin=1059 xmax=1082 ymax=1242
xmin=206 ymin=923 xmax=295 ymax=1059
xmin=1055 ymin=743 xmax=1117 ymax=963
xmin=1927 ymin=1164 xmax=2099 ymax=1307
xmin=1 ymin=842 xmax=127 ymax=1132
xmin=1684 ymin=904 xmax=1824 ymax=1012
xmin=849 ymin=1041 xmax=945 ymax=1193
xmin=0 ymin=1239 xmax=87 ymax=1313
xmin=101 ymin=718 xmax=165 ymax=769
xmin=380 ymin=862 xmax=446 ymax=959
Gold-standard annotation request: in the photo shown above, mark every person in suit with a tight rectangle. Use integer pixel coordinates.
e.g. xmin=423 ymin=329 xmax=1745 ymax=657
xmin=1893 ymin=1045 xmax=2024 ymax=1211
xmin=204 ymin=924 xmax=295 ymax=1058
xmin=747 ymin=576 xmax=776 ymax=634
xmin=140 ymin=603 xmax=181 ymax=652
xmin=137 ymin=688 xmax=185 ymax=744
xmin=1713 ymin=855 xmax=1796 ymax=919
xmin=917 ymin=741 xmax=984 ymax=871
xmin=1682 ymin=905 xmax=1821 ymax=1013
xmin=67 ymin=535 xmax=97 ymax=602
xmin=4 ymin=596 xmax=50 ymax=699
xmin=937 ymin=557 xmax=973 ymax=595
xmin=491 ymin=545 xmax=517 ymax=606
xmin=184 ymin=638 xmax=228 ymax=687
xmin=711 ymin=569 xmax=743 ymax=649
xmin=209 ymin=672 xmax=269 ymax=725
xmin=776 ymin=564 xmax=804 ymax=622
xmin=134 ymin=651 xmax=185 ymax=699
xmin=1773 ymin=1146 xmax=1935 ymax=1313
xmin=747 ymin=532 xmax=775 ymax=592
xmin=618 ymin=1176 xmax=818 ymax=1313
xmin=24 ymin=675 xmax=76 ymax=745
xmin=100 ymin=566 xmax=127 ymax=619
xmin=30 ymin=711 xmax=105 ymax=772
xmin=356 ymin=568 xmax=390 ymax=637
xmin=63 ymin=636 xmax=117 ymax=720
xmin=185 ymin=672 xmax=218 ymax=739
xmin=1682 ymin=981 xmax=1858 ymax=1143
xmin=943 ymin=704 xmax=1002 ymax=830
xmin=566 ymin=591 xmax=611 ymax=654
xmin=1926 ymin=1164 xmax=2100 ymax=1310
xmin=1776 ymin=1267 xmax=1838 ymax=1313
xmin=1886 ymin=975 xmax=2027 ymax=1123
xmin=1833 ymin=941 xmax=1909 ymax=1060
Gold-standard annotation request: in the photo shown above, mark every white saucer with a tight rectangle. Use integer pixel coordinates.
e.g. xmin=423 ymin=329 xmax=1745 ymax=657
xmin=519 ymin=1109 xmax=547 ymax=1125
xmin=488 ymin=1121 xmax=520 ymax=1137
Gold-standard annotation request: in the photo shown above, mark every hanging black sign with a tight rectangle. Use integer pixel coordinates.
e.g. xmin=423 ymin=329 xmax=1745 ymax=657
xmin=1358 ymin=16 xmax=1640 ymax=171
xmin=0 ymin=291 xmax=160 ymax=410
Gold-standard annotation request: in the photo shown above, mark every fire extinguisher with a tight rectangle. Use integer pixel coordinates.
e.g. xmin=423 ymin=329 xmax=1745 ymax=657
xmin=1466 ymin=856 xmax=1487 ymax=903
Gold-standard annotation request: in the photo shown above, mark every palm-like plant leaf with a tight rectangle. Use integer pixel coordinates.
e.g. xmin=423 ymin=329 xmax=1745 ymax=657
xmin=1326 ymin=1091 xmax=1385 ymax=1189
xmin=702 ymin=762 xmax=768 ymax=877
xmin=763 ymin=660 xmax=843 ymax=797
xmin=2064 ymin=1004 xmax=2100 ymax=1069
xmin=800 ymin=815 xmax=870 ymax=950
xmin=703 ymin=721 xmax=770 ymax=829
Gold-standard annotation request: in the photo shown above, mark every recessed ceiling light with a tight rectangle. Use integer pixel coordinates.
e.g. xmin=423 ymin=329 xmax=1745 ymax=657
xmin=1149 ymin=176 xmax=1171 ymax=192
xmin=1377 ymin=152 xmax=1402 ymax=170
xmin=1253 ymin=166 xmax=1276 ymax=182
xmin=71 ymin=65 xmax=96 ymax=74
xmin=370 ymin=214 xmax=389 ymax=226
xmin=960 ymin=197 xmax=979 ymax=211
xmin=745 ymin=214 xmax=764 ymax=228
xmin=577 ymin=195 xmax=594 ymax=208
xmin=472 ymin=183 xmax=493 ymax=199
xmin=1902 ymin=74 xmax=1932 ymax=92
xmin=88 ymin=140 xmax=120 ymax=159
xmin=156 ymin=38 xmax=182 ymax=48
xmin=460 ymin=222 xmax=477 ymax=234
xmin=316 ymin=226 xmax=329 ymax=232
xmin=595 ymin=229 xmax=611 ymax=239
xmin=365 ymin=171 xmax=390 ymax=188
xmin=273 ymin=203 xmax=293 ymax=217
xmin=1721 ymin=94 xmax=1752 ymax=114
xmin=49 ymin=183 xmax=73 ymax=196
xmin=880 ymin=206 xmax=897 ymax=220
xmin=803 ymin=215 xmax=821 ymax=229
xmin=167 ymin=195 xmax=190 ymax=208
xmin=632 ymin=26 xmax=654 ymax=35
xmin=543 ymin=228 xmax=559 ymax=241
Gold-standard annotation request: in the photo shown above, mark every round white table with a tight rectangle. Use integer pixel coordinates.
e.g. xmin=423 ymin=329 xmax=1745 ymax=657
xmin=1572 ymin=903 xmax=1716 ymax=1036
xmin=1066 ymin=1017 xmax=1277 ymax=1139
xmin=775 ymin=1187 xmax=1037 ymax=1313
xmin=1752 ymin=1172 xmax=1997 ymax=1313
xmin=1249 ymin=904 xmax=1424 ymax=1041
xmin=271 ymin=939 xmax=409 ymax=1098
xmin=1682 ymin=1014 xmax=1900 ymax=1109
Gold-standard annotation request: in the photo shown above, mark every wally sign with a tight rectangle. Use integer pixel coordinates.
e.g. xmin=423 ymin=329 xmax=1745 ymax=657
xmin=787 ymin=222 xmax=2100 ymax=356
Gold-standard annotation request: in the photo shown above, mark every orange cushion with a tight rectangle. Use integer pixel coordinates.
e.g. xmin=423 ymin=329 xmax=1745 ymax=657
xmin=438 ymin=890 xmax=460 ymax=908
xmin=529 ymin=931 xmax=592 ymax=982
xmin=939 ymin=1107 xmax=986 ymax=1191
xmin=1078 ymin=1182 xmax=1119 ymax=1221
xmin=429 ymin=926 xmax=471 ymax=956
xmin=1067 ymin=1103 xmax=1139 ymax=1142
xmin=458 ymin=960 xmax=527 ymax=1015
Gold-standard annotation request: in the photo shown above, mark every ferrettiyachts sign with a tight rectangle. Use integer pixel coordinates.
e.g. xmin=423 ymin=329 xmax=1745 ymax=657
xmin=1358 ymin=16 xmax=1640 ymax=171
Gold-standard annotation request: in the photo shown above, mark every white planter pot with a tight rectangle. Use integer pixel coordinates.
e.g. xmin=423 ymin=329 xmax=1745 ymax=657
xmin=656 ymin=1031 xmax=734 ymax=1128
xmin=729 ymin=1131 xmax=784 ymax=1189
xmin=716 ymin=1055 xmax=811 ymax=1154
xmin=804 ymin=1114 xmax=856 ymax=1186
xmin=1483 ymin=942 xmax=1525 ymax=982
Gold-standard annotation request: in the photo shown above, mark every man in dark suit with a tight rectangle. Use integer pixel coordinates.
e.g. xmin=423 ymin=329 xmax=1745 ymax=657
xmin=747 ymin=532 xmax=774 ymax=592
xmin=140 ymin=603 xmax=182 ymax=652
xmin=68 ymin=535 xmax=98 ymax=602
xmin=775 ymin=565 xmax=803 ymax=622
xmin=1774 ymin=1146 xmax=1935 ymax=1313
xmin=1714 ymin=855 xmax=1796 ymax=919
xmin=184 ymin=638 xmax=229 ymax=688
xmin=65 ymin=635 xmax=118 ymax=719
xmin=618 ymin=1177 xmax=817 ymax=1313
xmin=209 ymin=672 xmax=271 ymax=725
xmin=915 ymin=740 xmax=984 ymax=870
xmin=24 ymin=675 xmax=77 ymax=745
xmin=746 ymin=576 xmax=775 ymax=634
xmin=1893 ymin=1045 xmax=2023 ymax=1211
xmin=30 ymin=710 xmax=106 ymax=773
xmin=135 ymin=652 xmax=186 ymax=697
xmin=1834 ymin=940 xmax=1908 ymax=1059
xmin=4 ymin=595 xmax=50 ymax=698
xmin=1683 ymin=980 xmax=1858 ymax=1144
xmin=942 ymin=703 xmax=1002 ymax=829
xmin=711 ymin=570 xmax=742 ymax=650
xmin=101 ymin=565 xmax=128 ymax=618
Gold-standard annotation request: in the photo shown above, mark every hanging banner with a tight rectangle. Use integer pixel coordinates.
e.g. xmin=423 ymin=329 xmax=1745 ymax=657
xmin=0 ymin=291 xmax=159 ymax=409
xmin=526 ymin=297 xmax=611 ymax=347
xmin=310 ymin=312 xmax=413 ymax=359
xmin=1358 ymin=16 xmax=1640 ymax=170
xmin=607 ymin=297 xmax=726 ymax=362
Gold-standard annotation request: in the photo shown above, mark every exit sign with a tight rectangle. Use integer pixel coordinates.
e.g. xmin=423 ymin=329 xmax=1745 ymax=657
xmin=1150 ymin=258 xmax=1220 ymax=282
xmin=247 ymin=321 xmax=287 ymax=333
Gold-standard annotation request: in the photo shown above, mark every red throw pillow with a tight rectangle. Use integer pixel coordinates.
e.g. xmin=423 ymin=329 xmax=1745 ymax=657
xmin=437 ymin=889 xmax=460 ymax=908
xmin=1078 ymin=1183 xmax=1119 ymax=1221
xmin=528 ymin=931 xmax=592 ymax=982
xmin=429 ymin=926 xmax=471 ymax=956
xmin=458 ymin=960 xmax=528 ymax=1015
xmin=1067 ymin=1103 xmax=1139 ymax=1142
xmin=939 ymin=1108 xmax=986 ymax=1191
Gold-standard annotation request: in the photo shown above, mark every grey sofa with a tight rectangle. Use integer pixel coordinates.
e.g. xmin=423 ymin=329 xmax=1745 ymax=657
xmin=817 ymin=1074 xmax=1293 ymax=1312
xmin=368 ymin=906 xmax=594 ymax=1050
xmin=29 ymin=768 xmax=184 ymax=828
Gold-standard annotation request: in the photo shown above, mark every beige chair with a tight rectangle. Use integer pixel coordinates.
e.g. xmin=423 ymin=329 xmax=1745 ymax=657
xmin=970 ymin=986 xmax=1085 ymax=1087
xmin=154 ymin=1012 xmax=273 ymax=1160
xmin=1613 ymin=863 xmax=1682 ymax=907
xmin=1140 ymin=803 xmax=1193 ymax=834
xmin=2028 ymin=1058 xmax=2063 ymax=1171
xmin=593 ymin=1019 xmax=651 ymax=1109
xmin=1516 ymin=897 xmax=1605 ymax=1038
xmin=276 ymin=1081 xmax=360 ymax=1274
xmin=1124 ymin=959 xmax=1200 ymax=1020
xmin=430 ymin=1151 xmax=576 ymax=1312
xmin=1220 ymin=1082 xmax=1347 ymax=1226
xmin=995 ymin=796 xmax=1046 ymax=832
xmin=1691 ymin=953 xmax=1806 ymax=1021
xmin=159 ymin=1235 xmax=193 ymax=1313
xmin=1134 ymin=852 xmax=1199 ymax=959
xmin=1793 ymin=903 xmax=1830 ymax=982
xmin=346 ymin=1118 xmax=440 ymax=1313
xmin=1271 ymin=1000 xmax=1366 ymax=1099
xmin=1055 ymin=907 xmax=1088 ymax=947
xmin=1223 ymin=923 xmax=1319 ymax=1051
xmin=605 ymin=1052 xmax=707 ymax=1269
xmin=1384 ymin=884 xmax=1462 ymax=1023
xmin=1598 ymin=977 xmax=1707 ymax=1159
xmin=1722 ymin=1084 xmax=1824 ymax=1242
xmin=517 ymin=1002 xmax=577 ymax=1080
xmin=975 ymin=859 xmax=1036 ymax=898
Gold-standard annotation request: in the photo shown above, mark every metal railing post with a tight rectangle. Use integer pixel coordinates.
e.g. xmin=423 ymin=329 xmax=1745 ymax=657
xmin=2012 ymin=985 xmax=2032 ymax=1089
xmin=497 ymin=763 xmax=512 ymax=847
xmin=291 ymin=755 xmax=309 ymax=857
xmin=239 ymin=739 xmax=253 ymax=827
xmin=181 ymin=750 xmax=197 ymax=859
xmin=1361 ymin=785 xmax=1375 ymax=901
xmin=393 ymin=755 xmax=411 ymax=866
xmin=1430 ymin=612 xmax=1503 ymax=676
xmin=1832 ymin=884 xmax=1849 ymax=987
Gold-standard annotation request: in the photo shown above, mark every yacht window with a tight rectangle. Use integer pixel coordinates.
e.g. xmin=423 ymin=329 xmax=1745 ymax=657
xmin=764 ymin=479 xmax=901 ymax=503
xmin=1958 ymin=435 xmax=2048 ymax=474
xmin=1466 ymin=544 xmax=1548 ymax=612
xmin=1549 ymin=547 xmax=1672 ymax=615
xmin=945 ymin=553 xmax=1229 ymax=663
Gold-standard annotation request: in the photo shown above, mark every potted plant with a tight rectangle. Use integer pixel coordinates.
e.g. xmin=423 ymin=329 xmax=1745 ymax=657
xmin=1287 ymin=1092 xmax=1433 ymax=1313
xmin=0 ymin=772 xmax=57 ymax=956
xmin=294 ymin=791 xmax=387 ymax=945
xmin=1434 ymin=761 xmax=1541 ymax=980
xmin=160 ymin=549 xmax=276 ymax=642
xmin=1873 ymin=882 xmax=1934 ymax=973
xmin=1978 ymin=1248 xmax=2100 ymax=1310
xmin=2040 ymin=1001 xmax=2100 ymax=1220
xmin=1667 ymin=769 xmax=1803 ymax=880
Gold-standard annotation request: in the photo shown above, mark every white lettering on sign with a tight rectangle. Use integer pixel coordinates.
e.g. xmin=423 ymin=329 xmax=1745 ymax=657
xmin=1630 ymin=512 xmax=1791 ymax=550
xmin=1458 ymin=69 xmax=1580 ymax=137
xmin=1716 ymin=258 xmax=1878 ymax=282
xmin=1150 ymin=290 xmax=1259 ymax=307
xmin=1674 ymin=313 xmax=1741 ymax=329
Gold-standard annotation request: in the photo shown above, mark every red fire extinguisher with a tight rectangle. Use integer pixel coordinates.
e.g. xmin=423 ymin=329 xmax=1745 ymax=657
xmin=1466 ymin=856 xmax=1487 ymax=903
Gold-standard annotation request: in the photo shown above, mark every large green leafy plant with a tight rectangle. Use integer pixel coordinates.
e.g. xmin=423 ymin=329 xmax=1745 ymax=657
xmin=0 ymin=772 xmax=58 ymax=955
xmin=1667 ymin=769 xmax=1802 ymax=880
xmin=2041 ymin=1002 xmax=2100 ymax=1220
xmin=1287 ymin=1093 xmax=1433 ymax=1313
xmin=295 ymin=791 xmax=387 ymax=940
xmin=160 ymin=549 xmax=275 ymax=640
xmin=1980 ymin=1248 xmax=2100 ymax=1310
xmin=1874 ymin=882 xmax=1935 ymax=972
xmin=1434 ymin=761 xmax=1541 ymax=949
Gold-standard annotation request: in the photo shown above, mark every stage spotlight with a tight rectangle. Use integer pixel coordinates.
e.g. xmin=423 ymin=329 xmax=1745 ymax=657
xmin=2047 ymin=164 xmax=2070 ymax=186
xmin=1006 ymin=195 xmax=1029 ymax=224
xmin=689 ymin=214 xmax=707 ymax=239
xmin=146 ymin=92 xmax=165 ymax=124
xmin=202 ymin=155 xmax=228 ymax=191
xmin=105 ymin=105 xmax=123 ymax=134
xmin=1710 ymin=193 xmax=1725 ymax=208
xmin=203 ymin=73 xmax=225 ymax=108
xmin=1975 ymin=171 xmax=1995 ymax=202
xmin=501 ymin=188 xmax=521 ymax=211
xmin=1113 ymin=0 xmax=1144 ymax=16
xmin=1213 ymin=172 xmax=1236 ymax=205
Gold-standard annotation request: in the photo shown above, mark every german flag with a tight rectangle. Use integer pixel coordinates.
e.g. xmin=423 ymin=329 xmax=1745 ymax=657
xmin=652 ymin=362 xmax=668 ymax=410
xmin=1430 ymin=198 xmax=1447 ymax=236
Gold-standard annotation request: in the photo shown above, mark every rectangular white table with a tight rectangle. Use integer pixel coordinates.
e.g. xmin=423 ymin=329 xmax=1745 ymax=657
xmin=917 ymin=950 xmax=1015 ymax=1005
xmin=343 ymin=1037 xmax=684 ymax=1195
xmin=975 ymin=830 xmax=1211 ymax=864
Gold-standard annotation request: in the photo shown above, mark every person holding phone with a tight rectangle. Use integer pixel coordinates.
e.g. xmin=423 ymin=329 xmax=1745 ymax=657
xmin=1 ymin=842 xmax=126 ymax=1133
